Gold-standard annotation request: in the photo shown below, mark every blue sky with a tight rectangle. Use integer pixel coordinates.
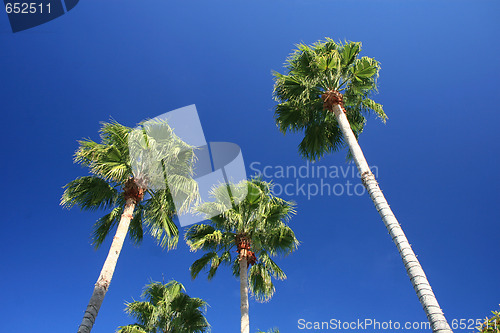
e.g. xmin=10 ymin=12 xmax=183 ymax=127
xmin=1 ymin=1 xmax=499 ymax=332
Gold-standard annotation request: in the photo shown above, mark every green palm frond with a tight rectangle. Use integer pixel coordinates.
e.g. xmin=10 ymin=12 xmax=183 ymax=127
xmin=265 ymin=197 xmax=296 ymax=224
xmin=273 ymin=38 xmax=385 ymax=161
xmin=188 ymin=250 xmax=232 ymax=280
xmin=207 ymin=250 xmax=231 ymax=280
xmin=91 ymin=205 xmax=125 ymax=248
xmin=231 ymin=256 xmax=241 ymax=277
xmin=125 ymin=301 xmax=156 ymax=327
xmin=100 ymin=119 xmax=131 ymax=148
xmin=128 ymin=203 xmax=144 ymax=246
xmin=189 ymin=252 xmax=219 ymax=280
xmin=164 ymin=174 xmax=200 ymax=214
xmin=116 ymin=324 xmax=148 ymax=333
xmin=259 ymin=225 xmax=299 ymax=256
xmin=61 ymin=176 xmax=119 ymax=211
xmin=143 ymin=189 xmax=179 ymax=250
xmin=185 ymin=224 xmax=218 ymax=250
xmin=361 ymin=98 xmax=387 ymax=122
xmin=248 ymin=263 xmax=275 ymax=302
xmin=257 ymin=251 xmax=286 ymax=280
xmin=170 ymin=294 xmax=209 ymax=333
xmin=75 ymin=121 xmax=132 ymax=184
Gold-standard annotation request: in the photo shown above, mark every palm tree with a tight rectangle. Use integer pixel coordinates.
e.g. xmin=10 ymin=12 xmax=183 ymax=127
xmin=273 ymin=38 xmax=452 ymax=333
xmin=61 ymin=119 xmax=199 ymax=333
xmin=117 ymin=280 xmax=210 ymax=333
xmin=257 ymin=329 xmax=280 ymax=333
xmin=185 ymin=179 xmax=299 ymax=333
xmin=476 ymin=307 xmax=500 ymax=333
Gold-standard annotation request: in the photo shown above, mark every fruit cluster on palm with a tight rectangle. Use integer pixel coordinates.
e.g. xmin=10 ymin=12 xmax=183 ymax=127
xmin=185 ymin=179 xmax=299 ymax=333
xmin=61 ymin=120 xmax=199 ymax=333
xmin=117 ymin=280 xmax=210 ymax=333
xmin=273 ymin=38 xmax=452 ymax=333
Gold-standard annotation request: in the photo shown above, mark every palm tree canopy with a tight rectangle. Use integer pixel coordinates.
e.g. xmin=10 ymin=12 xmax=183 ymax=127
xmin=60 ymin=119 xmax=199 ymax=249
xmin=273 ymin=38 xmax=387 ymax=161
xmin=117 ymin=280 xmax=210 ymax=333
xmin=185 ymin=179 xmax=299 ymax=302
xmin=476 ymin=308 xmax=500 ymax=333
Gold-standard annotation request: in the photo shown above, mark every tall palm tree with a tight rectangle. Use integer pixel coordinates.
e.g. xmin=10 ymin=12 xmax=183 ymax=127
xmin=61 ymin=119 xmax=199 ymax=333
xmin=273 ymin=38 xmax=452 ymax=333
xmin=185 ymin=179 xmax=299 ymax=333
xmin=117 ymin=280 xmax=210 ymax=333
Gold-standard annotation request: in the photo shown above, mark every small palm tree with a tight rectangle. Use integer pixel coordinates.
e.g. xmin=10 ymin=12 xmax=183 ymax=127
xmin=273 ymin=38 xmax=452 ymax=333
xmin=61 ymin=119 xmax=199 ymax=333
xmin=476 ymin=307 xmax=500 ymax=333
xmin=185 ymin=179 xmax=299 ymax=333
xmin=257 ymin=329 xmax=280 ymax=333
xmin=117 ymin=280 xmax=210 ymax=333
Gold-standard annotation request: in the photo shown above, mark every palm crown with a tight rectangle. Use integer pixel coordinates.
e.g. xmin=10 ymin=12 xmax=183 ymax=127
xmin=61 ymin=119 xmax=198 ymax=249
xmin=117 ymin=280 xmax=210 ymax=333
xmin=185 ymin=179 xmax=299 ymax=301
xmin=273 ymin=38 xmax=387 ymax=161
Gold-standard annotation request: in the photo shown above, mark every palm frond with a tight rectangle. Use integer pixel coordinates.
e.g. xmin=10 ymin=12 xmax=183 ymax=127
xmin=260 ymin=225 xmax=300 ymax=256
xmin=128 ymin=204 xmax=144 ymax=246
xmin=125 ymin=301 xmax=155 ymax=327
xmin=258 ymin=251 xmax=286 ymax=280
xmin=143 ymin=189 xmax=179 ymax=250
xmin=91 ymin=206 xmax=123 ymax=248
xmin=116 ymin=324 xmax=148 ymax=333
xmin=248 ymin=263 xmax=275 ymax=302
xmin=185 ymin=224 xmax=232 ymax=253
xmin=61 ymin=176 xmax=118 ymax=211
xmin=189 ymin=252 xmax=219 ymax=280
xmin=74 ymin=121 xmax=132 ymax=184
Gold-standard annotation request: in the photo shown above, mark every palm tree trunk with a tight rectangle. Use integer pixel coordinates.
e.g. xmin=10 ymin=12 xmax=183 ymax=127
xmin=77 ymin=197 xmax=136 ymax=333
xmin=239 ymin=256 xmax=250 ymax=333
xmin=331 ymin=105 xmax=452 ymax=333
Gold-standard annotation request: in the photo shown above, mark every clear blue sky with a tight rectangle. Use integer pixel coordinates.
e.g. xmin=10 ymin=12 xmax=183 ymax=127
xmin=1 ymin=1 xmax=499 ymax=332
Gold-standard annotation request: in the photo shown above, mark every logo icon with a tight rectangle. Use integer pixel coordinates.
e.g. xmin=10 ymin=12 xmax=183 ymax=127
xmin=4 ymin=0 xmax=79 ymax=33
xmin=128 ymin=105 xmax=248 ymax=227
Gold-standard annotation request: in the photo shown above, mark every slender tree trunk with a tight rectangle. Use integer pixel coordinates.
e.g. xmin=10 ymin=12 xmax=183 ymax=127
xmin=331 ymin=104 xmax=452 ymax=333
xmin=239 ymin=256 xmax=250 ymax=333
xmin=77 ymin=197 xmax=136 ymax=333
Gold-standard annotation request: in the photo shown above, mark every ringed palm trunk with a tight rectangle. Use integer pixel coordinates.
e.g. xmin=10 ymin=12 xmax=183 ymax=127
xmin=77 ymin=197 xmax=136 ymax=333
xmin=239 ymin=254 xmax=250 ymax=333
xmin=331 ymin=104 xmax=452 ymax=333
